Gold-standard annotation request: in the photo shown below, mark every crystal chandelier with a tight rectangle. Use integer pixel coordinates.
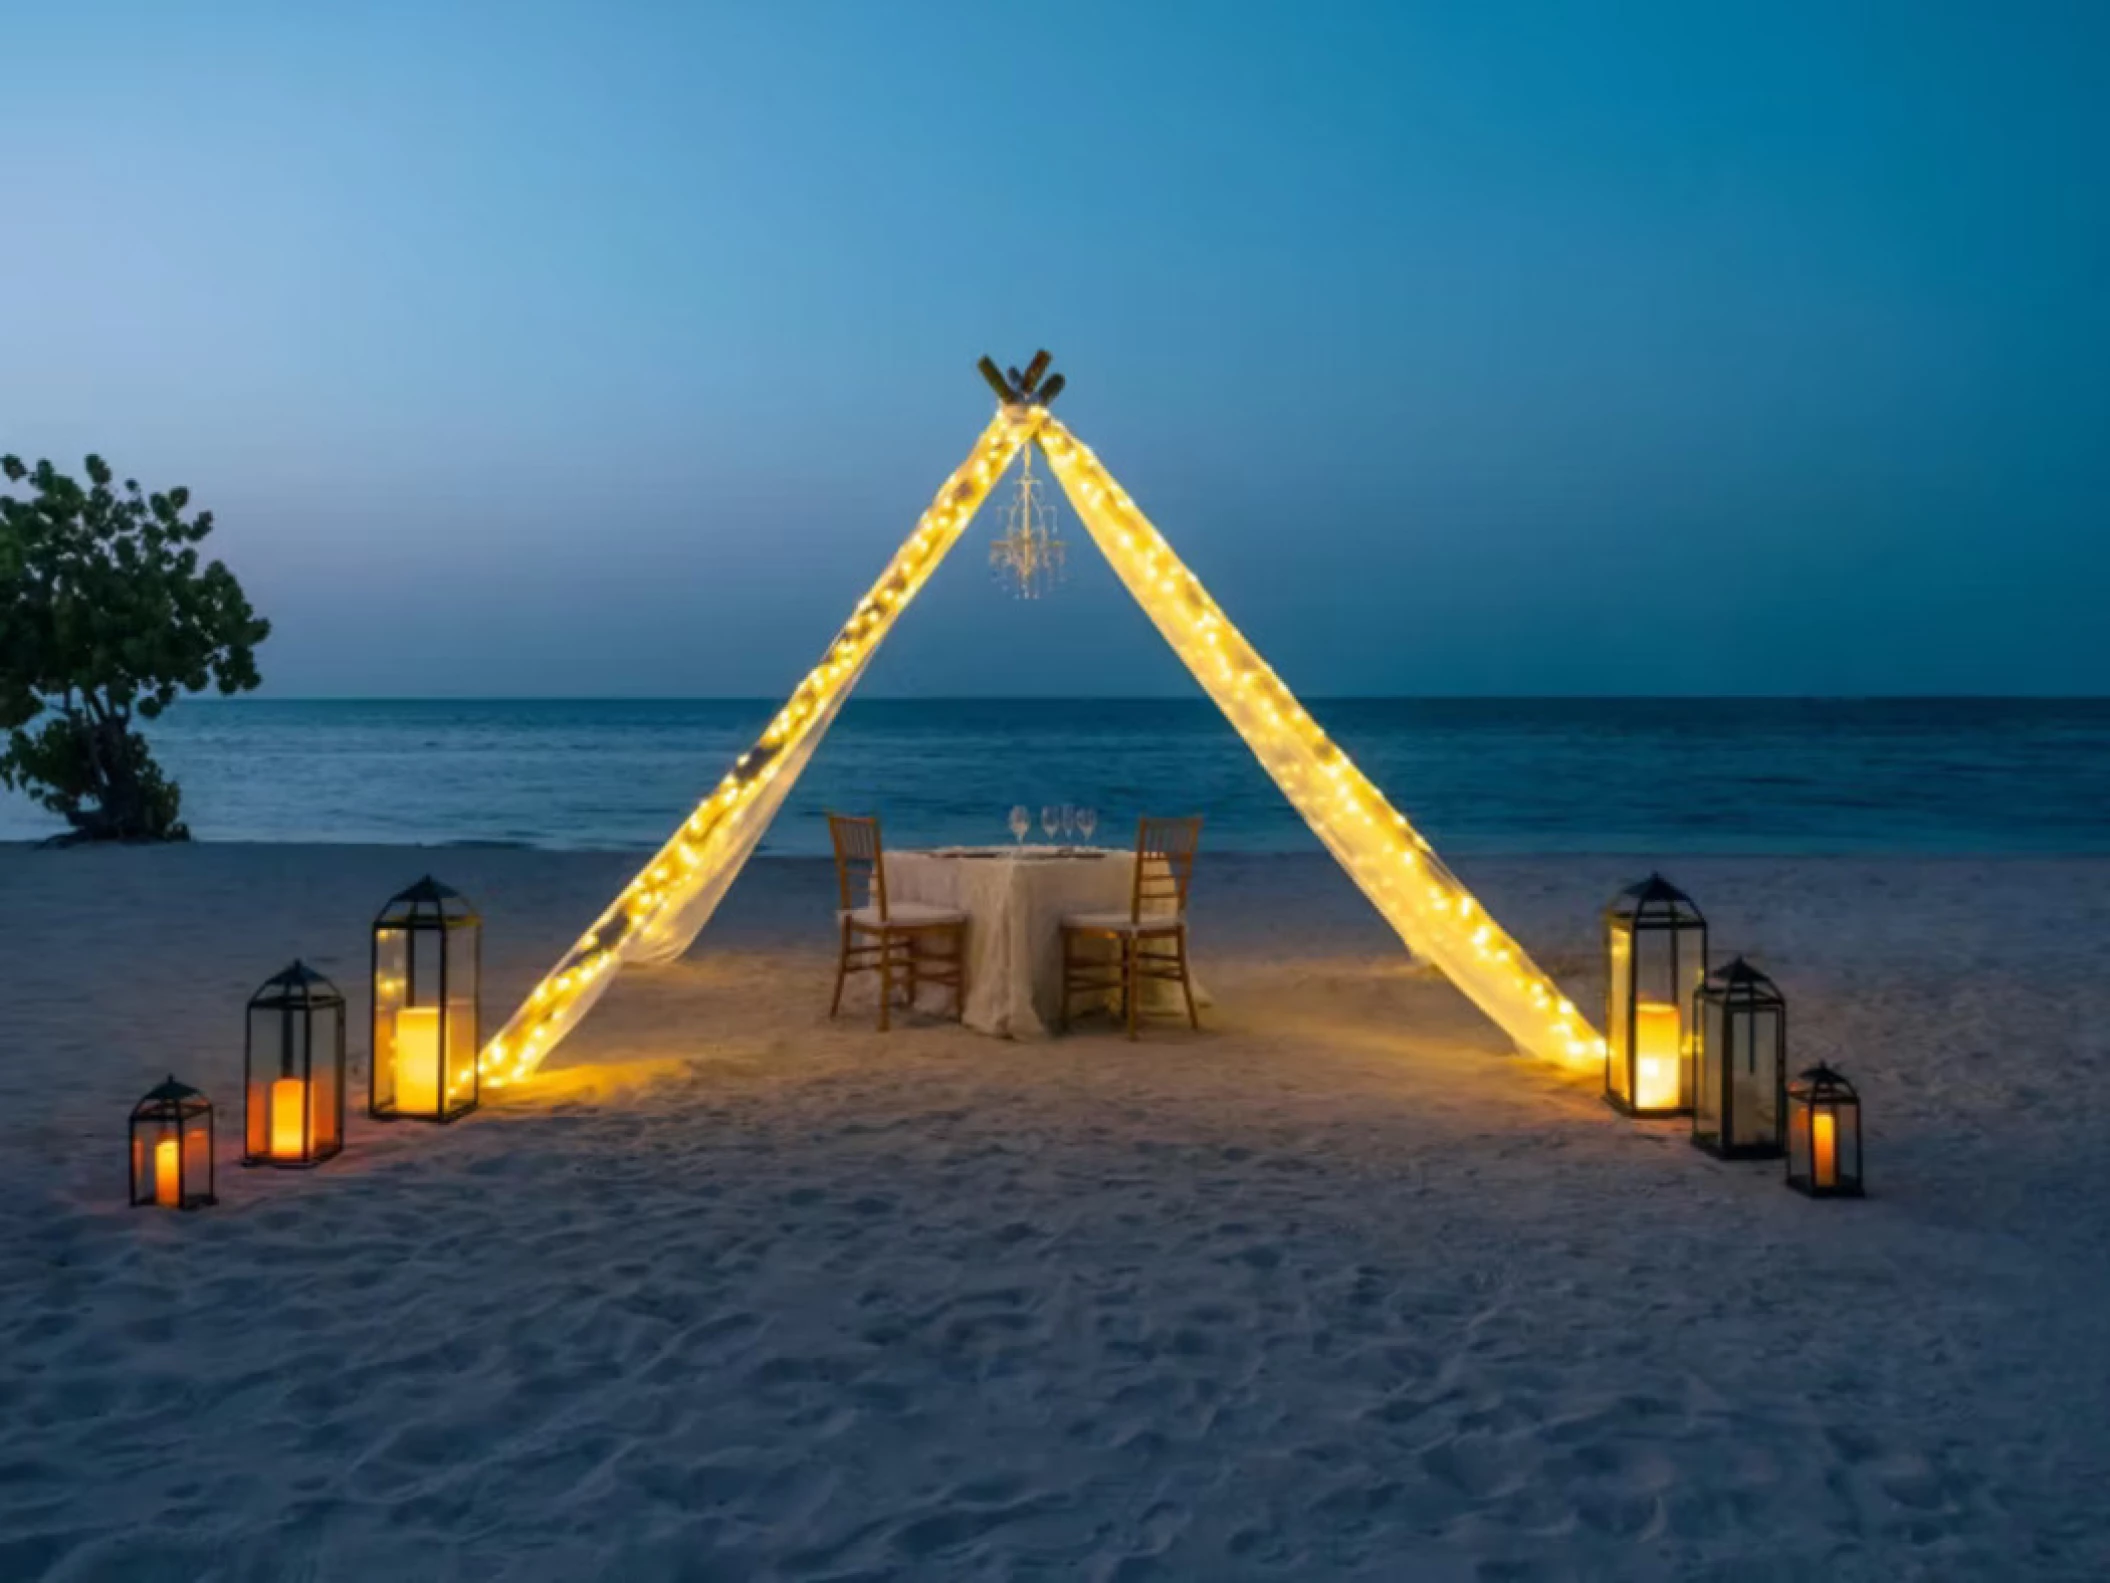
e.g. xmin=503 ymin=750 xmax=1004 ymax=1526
xmin=990 ymin=443 xmax=1065 ymax=599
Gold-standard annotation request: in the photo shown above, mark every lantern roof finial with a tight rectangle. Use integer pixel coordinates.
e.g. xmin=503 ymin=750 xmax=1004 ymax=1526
xmin=1607 ymin=871 xmax=1704 ymax=925
xmin=1792 ymin=1062 xmax=1857 ymax=1098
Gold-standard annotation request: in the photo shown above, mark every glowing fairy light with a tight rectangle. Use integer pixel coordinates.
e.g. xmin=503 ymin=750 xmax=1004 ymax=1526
xmin=483 ymin=353 xmax=1600 ymax=1086
xmin=479 ymin=408 xmax=1040 ymax=1087
xmin=1034 ymin=416 xmax=1600 ymax=1070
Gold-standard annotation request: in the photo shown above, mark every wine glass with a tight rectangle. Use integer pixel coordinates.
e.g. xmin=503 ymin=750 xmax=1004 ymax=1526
xmin=1008 ymin=805 xmax=1030 ymax=846
xmin=1061 ymin=804 xmax=1078 ymax=841
xmin=1076 ymin=806 xmax=1098 ymax=844
xmin=1041 ymin=805 xmax=1061 ymax=841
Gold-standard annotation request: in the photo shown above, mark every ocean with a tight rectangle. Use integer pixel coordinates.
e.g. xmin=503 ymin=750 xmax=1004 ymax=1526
xmin=3 ymin=697 xmax=2106 ymax=855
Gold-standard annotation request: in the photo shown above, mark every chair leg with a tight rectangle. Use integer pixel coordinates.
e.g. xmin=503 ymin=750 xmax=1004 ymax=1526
xmin=830 ymin=920 xmax=850 ymax=1018
xmin=878 ymin=933 xmax=893 ymax=1033
xmin=907 ymin=933 xmax=920 ymax=1014
xmin=1058 ymin=928 xmax=1071 ymax=1031
xmin=1124 ymin=935 xmax=1139 ymax=1041
xmin=1178 ymin=926 xmax=1199 ymax=1030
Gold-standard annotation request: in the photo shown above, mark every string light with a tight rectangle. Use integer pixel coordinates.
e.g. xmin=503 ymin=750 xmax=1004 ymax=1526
xmin=479 ymin=409 xmax=1040 ymax=1087
xmin=481 ymin=394 xmax=1603 ymax=1087
xmin=1035 ymin=417 xmax=1602 ymax=1071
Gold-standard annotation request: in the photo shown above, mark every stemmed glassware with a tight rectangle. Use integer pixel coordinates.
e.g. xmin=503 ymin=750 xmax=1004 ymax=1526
xmin=1041 ymin=805 xmax=1061 ymax=841
xmin=1060 ymin=804 xmax=1078 ymax=841
xmin=1008 ymin=805 xmax=1031 ymax=846
xmin=1076 ymin=807 xmax=1098 ymax=844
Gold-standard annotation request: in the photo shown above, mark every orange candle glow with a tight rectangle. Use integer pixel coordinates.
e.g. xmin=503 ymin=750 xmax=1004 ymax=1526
xmin=269 ymin=1077 xmax=307 ymax=1159
xmin=394 ymin=1006 xmax=441 ymax=1115
xmin=1635 ymin=1001 xmax=1682 ymax=1110
xmin=153 ymin=1136 xmax=181 ymax=1207
xmin=1812 ymin=1109 xmax=1837 ymax=1188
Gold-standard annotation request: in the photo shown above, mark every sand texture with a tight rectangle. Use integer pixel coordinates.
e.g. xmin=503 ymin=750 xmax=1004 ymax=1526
xmin=3 ymin=845 xmax=2108 ymax=1580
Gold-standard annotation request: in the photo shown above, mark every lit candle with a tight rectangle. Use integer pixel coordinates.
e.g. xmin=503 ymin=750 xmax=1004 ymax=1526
xmin=154 ymin=1136 xmax=181 ymax=1207
xmin=269 ymin=1077 xmax=307 ymax=1159
xmin=395 ymin=1006 xmax=441 ymax=1116
xmin=1812 ymin=1109 xmax=1837 ymax=1188
xmin=1635 ymin=1000 xmax=1682 ymax=1110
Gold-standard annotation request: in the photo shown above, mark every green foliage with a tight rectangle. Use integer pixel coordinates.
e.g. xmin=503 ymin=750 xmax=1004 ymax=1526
xmin=0 ymin=452 xmax=270 ymax=842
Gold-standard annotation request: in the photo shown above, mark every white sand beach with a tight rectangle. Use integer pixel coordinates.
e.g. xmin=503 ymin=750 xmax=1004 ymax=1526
xmin=4 ymin=845 xmax=2108 ymax=1579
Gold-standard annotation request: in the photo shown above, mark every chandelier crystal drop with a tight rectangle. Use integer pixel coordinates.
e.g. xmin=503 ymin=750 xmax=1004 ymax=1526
xmin=990 ymin=444 xmax=1065 ymax=599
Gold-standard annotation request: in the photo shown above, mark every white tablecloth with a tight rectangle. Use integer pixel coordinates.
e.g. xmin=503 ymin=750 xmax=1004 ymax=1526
xmin=883 ymin=846 xmax=1207 ymax=1037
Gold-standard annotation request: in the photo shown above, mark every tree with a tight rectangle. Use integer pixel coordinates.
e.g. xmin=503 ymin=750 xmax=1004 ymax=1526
xmin=0 ymin=453 xmax=269 ymax=842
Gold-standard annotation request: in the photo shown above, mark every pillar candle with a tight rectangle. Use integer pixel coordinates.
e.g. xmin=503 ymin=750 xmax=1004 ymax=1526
xmin=1812 ymin=1109 xmax=1837 ymax=1188
xmin=154 ymin=1136 xmax=181 ymax=1207
xmin=269 ymin=1077 xmax=307 ymax=1159
xmin=1635 ymin=1001 xmax=1682 ymax=1110
xmin=395 ymin=1006 xmax=441 ymax=1115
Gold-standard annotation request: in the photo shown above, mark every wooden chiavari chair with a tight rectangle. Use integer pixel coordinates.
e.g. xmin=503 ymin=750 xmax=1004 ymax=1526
xmin=1059 ymin=815 xmax=1203 ymax=1039
xmin=827 ymin=813 xmax=966 ymax=1031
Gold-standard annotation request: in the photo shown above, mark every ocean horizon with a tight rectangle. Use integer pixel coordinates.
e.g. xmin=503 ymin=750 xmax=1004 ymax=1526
xmin=6 ymin=696 xmax=2106 ymax=856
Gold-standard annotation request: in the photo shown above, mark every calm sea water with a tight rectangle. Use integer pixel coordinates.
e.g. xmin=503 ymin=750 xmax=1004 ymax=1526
xmin=3 ymin=698 xmax=2106 ymax=855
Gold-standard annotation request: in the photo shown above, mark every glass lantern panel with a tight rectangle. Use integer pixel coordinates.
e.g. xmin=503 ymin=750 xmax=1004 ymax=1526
xmin=443 ymin=923 xmax=479 ymax=1110
xmin=1631 ymin=924 xmax=1702 ymax=1111
xmin=374 ymin=927 xmax=410 ymax=1112
xmin=248 ymin=1003 xmax=298 ymax=1156
xmin=130 ymin=1131 xmax=153 ymax=1203
xmin=184 ymin=1118 xmax=211 ymax=1197
xmin=310 ymin=1011 xmax=342 ymax=1153
xmin=1728 ymin=1006 xmax=1782 ymax=1151
xmin=1787 ymin=1098 xmax=1813 ymax=1182
xmin=1606 ymin=923 xmax=1633 ymax=1104
xmin=1823 ymin=1102 xmax=1861 ymax=1188
xmin=1695 ymin=993 xmax=1726 ymax=1137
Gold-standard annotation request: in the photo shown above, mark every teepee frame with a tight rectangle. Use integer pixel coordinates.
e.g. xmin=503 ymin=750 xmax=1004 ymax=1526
xmin=480 ymin=360 xmax=1601 ymax=1088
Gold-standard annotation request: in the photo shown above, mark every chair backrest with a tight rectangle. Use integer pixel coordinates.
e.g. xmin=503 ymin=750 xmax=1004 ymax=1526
xmin=828 ymin=813 xmax=887 ymax=920
xmin=1130 ymin=815 xmax=1203 ymax=922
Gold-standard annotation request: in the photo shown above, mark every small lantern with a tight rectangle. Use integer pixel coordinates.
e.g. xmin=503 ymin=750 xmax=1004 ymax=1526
xmin=1604 ymin=873 xmax=1707 ymax=1117
xmin=243 ymin=961 xmax=347 ymax=1168
xmin=129 ymin=1076 xmax=217 ymax=1209
xmin=371 ymin=876 xmax=481 ymax=1124
xmin=1786 ymin=1064 xmax=1864 ymax=1197
xmin=1691 ymin=957 xmax=1786 ymax=1159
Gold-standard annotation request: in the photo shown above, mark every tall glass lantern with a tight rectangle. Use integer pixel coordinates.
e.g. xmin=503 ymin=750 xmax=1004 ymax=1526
xmin=371 ymin=876 xmax=481 ymax=1123
xmin=1603 ymin=874 xmax=1707 ymax=1118
xmin=130 ymin=1076 xmax=217 ymax=1209
xmin=243 ymin=961 xmax=347 ymax=1167
xmin=1786 ymin=1064 xmax=1864 ymax=1198
xmin=1691 ymin=957 xmax=1786 ymax=1159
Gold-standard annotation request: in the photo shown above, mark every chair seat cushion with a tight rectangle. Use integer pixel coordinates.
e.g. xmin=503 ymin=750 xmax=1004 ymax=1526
xmin=1062 ymin=910 xmax=1185 ymax=933
xmin=841 ymin=902 xmax=966 ymax=928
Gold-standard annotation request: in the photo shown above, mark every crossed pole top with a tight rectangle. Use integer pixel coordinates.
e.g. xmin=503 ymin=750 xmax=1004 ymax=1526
xmin=978 ymin=349 xmax=1065 ymax=409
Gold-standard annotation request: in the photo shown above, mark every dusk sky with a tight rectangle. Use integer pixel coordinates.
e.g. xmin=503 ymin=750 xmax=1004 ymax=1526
xmin=4 ymin=1 xmax=2105 ymax=697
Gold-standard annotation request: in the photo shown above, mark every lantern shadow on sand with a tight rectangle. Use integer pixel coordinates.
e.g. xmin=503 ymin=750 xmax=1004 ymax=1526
xmin=1604 ymin=874 xmax=1707 ymax=1118
xmin=129 ymin=1076 xmax=217 ymax=1209
xmin=1692 ymin=957 xmax=1787 ymax=1160
xmin=1787 ymin=1063 xmax=1865 ymax=1197
xmin=244 ymin=961 xmax=346 ymax=1168
xmin=371 ymin=877 xmax=481 ymax=1124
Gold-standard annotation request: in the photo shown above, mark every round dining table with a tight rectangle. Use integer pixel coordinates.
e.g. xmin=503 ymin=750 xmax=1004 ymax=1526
xmin=882 ymin=845 xmax=1208 ymax=1037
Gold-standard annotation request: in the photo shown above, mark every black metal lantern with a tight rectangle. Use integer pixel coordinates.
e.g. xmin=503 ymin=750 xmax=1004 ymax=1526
xmin=1691 ymin=957 xmax=1787 ymax=1159
xmin=370 ymin=876 xmax=481 ymax=1124
xmin=243 ymin=961 xmax=347 ymax=1168
xmin=129 ymin=1075 xmax=217 ymax=1209
xmin=1786 ymin=1063 xmax=1864 ymax=1198
xmin=1603 ymin=873 xmax=1708 ymax=1118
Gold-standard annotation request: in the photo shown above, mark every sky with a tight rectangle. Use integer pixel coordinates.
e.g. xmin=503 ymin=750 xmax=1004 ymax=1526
xmin=2 ymin=0 xmax=2106 ymax=698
